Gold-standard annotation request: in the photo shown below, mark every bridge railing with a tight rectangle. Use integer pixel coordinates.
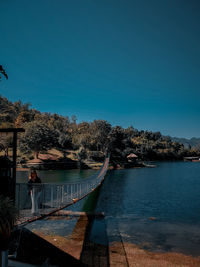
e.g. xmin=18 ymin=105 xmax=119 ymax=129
xmin=15 ymin=157 xmax=109 ymax=223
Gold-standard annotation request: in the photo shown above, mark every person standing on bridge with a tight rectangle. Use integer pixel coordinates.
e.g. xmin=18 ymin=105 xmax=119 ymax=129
xmin=27 ymin=170 xmax=42 ymax=215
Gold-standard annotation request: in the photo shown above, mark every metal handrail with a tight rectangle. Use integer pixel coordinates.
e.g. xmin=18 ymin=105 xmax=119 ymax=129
xmin=16 ymin=157 xmax=109 ymax=223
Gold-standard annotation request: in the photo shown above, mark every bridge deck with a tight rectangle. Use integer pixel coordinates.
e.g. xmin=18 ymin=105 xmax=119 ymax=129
xmin=15 ymin=157 xmax=109 ymax=225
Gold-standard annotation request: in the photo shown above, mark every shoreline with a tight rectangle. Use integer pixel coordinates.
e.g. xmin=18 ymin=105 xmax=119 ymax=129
xmin=11 ymin=227 xmax=200 ymax=267
xmin=108 ymin=241 xmax=200 ymax=267
xmin=16 ymin=159 xmax=149 ymax=171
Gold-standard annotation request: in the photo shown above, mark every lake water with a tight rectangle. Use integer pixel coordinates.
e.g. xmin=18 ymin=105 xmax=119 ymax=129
xmin=17 ymin=161 xmax=200 ymax=256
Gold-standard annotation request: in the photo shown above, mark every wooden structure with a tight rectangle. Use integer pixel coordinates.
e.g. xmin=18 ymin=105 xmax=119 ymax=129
xmin=0 ymin=156 xmax=12 ymax=197
xmin=16 ymin=157 xmax=110 ymax=225
xmin=127 ymin=153 xmax=138 ymax=162
xmin=0 ymin=128 xmax=25 ymax=199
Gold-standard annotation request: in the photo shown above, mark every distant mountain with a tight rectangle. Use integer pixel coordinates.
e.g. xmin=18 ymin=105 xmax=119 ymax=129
xmin=171 ymin=137 xmax=200 ymax=148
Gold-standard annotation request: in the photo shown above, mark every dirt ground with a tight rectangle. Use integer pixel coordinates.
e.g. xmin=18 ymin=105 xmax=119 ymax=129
xmin=109 ymin=241 xmax=200 ymax=267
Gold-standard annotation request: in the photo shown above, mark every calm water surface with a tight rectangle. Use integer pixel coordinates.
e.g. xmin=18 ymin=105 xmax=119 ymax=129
xmin=17 ymin=162 xmax=200 ymax=255
xmin=94 ymin=161 xmax=200 ymax=256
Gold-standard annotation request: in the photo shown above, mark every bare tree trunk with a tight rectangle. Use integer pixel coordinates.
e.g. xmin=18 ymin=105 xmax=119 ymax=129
xmin=4 ymin=148 xmax=8 ymax=157
xmin=34 ymin=151 xmax=39 ymax=159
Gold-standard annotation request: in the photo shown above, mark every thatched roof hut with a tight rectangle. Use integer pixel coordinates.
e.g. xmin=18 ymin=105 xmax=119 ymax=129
xmin=127 ymin=153 xmax=138 ymax=159
xmin=27 ymin=158 xmax=43 ymax=167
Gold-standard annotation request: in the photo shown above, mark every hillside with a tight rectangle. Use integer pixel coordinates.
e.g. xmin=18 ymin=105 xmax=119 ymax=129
xmin=0 ymin=95 xmax=199 ymax=168
xmin=171 ymin=137 xmax=200 ymax=148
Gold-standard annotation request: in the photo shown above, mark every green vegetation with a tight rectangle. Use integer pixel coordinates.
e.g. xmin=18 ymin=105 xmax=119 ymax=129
xmin=0 ymin=95 xmax=199 ymax=167
xmin=20 ymin=121 xmax=58 ymax=159
xmin=0 ymin=196 xmax=18 ymax=265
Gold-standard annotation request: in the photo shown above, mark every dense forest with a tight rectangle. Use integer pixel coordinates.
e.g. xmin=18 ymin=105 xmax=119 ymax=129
xmin=0 ymin=95 xmax=199 ymax=168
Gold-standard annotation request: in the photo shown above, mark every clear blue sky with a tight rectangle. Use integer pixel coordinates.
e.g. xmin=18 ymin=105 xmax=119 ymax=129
xmin=0 ymin=0 xmax=200 ymax=138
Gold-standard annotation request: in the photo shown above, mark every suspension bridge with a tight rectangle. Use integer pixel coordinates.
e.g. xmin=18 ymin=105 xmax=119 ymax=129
xmin=15 ymin=156 xmax=110 ymax=225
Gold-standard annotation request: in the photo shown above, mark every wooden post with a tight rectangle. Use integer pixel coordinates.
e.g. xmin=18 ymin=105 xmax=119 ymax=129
xmin=12 ymin=131 xmax=17 ymax=200
xmin=0 ymin=128 xmax=25 ymax=200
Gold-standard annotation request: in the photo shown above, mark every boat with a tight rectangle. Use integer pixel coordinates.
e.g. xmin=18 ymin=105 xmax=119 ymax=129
xmin=192 ymin=158 xmax=200 ymax=162
xmin=143 ymin=162 xmax=157 ymax=168
xmin=184 ymin=157 xmax=200 ymax=162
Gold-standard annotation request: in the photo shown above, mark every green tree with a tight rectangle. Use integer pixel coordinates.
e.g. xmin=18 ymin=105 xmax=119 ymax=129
xmin=48 ymin=114 xmax=72 ymax=149
xmin=0 ymin=196 xmax=18 ymax=267
xmin=107 ymin=126 xmax=127 ymax=164
xmin=77 ymin=146 xmax=87 ymax=168
xmin=90 ymin=120 xmax=111 ymax=151
xmin=15 ymin=110 xmax=34 ymax=127
xmin=0 ymin=96 xmax=16 ymax=125
xmin=72 ymin=122 xmax=92 ymax=150
xmin=20 ymin=121 xmax=58 ymax=158
xmin=0 ymin=135 xmax=13 ymax=157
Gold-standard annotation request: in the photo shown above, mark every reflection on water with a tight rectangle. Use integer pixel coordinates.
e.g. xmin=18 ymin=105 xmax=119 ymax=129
xmin=17 ymin=169 xmax=96 ymax=183
xmin=96 ymin=162 xmax=200 ymax=223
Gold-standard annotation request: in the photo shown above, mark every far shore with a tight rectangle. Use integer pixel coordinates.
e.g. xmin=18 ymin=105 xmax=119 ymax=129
xmin=16 ymin=161 xmax=148 ymax=171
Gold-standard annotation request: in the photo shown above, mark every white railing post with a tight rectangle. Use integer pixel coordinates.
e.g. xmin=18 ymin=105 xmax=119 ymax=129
xmin=15 ymin=157 xmax=109 ymax=221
